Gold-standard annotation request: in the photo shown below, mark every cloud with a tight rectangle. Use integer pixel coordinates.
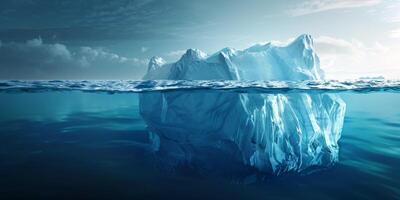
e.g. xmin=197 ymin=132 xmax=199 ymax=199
xmin=0 ymin=38 xmax=148 ymax=79
xmin=166 ymin=50 xmax=187 ymax=57
xmin=0 ymin=0 xmax=210 ymax=42
xmin=382 ymin=1 xmax=400 ymax=22
xmin=314 ymin=36 xmax=400 ymax=79
xmin=0 ymin=0 xmax=165 ymax=42
xmin=390 ymin=29 xmax=400 ymax=39
xmin=141 ymin=47 xmax=149 ymax=53
xmin=289 ymin=0 xmax=382 ymax=16
xmin=368 ymin=1 xmax=400 ymax=23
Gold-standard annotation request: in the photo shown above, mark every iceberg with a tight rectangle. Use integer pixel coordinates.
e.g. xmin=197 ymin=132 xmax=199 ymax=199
xmin=140 ymin=34 xmax=346 ymax=175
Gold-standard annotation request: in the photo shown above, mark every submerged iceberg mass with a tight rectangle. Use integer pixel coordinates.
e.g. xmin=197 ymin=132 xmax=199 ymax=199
xmin=140 ymin=34 xmax=346 ymax=175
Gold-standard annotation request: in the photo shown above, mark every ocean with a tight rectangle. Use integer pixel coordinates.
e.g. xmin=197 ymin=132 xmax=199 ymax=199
xmin=0 ymin=80 xmax=399 ymax=199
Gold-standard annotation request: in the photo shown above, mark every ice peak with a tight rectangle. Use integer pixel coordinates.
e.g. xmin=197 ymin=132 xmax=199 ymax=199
xmin=244 ymin=43 xmax=271 ymax=52
xmin=290 ymin=34 xmax=314 ymax=50
xmin=220 ymin=47 xmax=236 ymax=54
xmin=148 ymin=56 xmax=165 ymax=72
xmin=180 ymin=49 xmax=207 ymax=61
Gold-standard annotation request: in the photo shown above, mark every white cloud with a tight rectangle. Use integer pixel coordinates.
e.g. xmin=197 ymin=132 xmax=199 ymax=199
xmin=289 ymin=0 xmax=382 ymax=16
xmin=368 ymin=1 xmax=400 ymax=23
xmin=0 ymin=38 xmax=148 ymax=79
xmin=165 ymin=50 xmax=187 ymax=59
xmin=382 ymin=1 xmax=400 ymax=22
xmin=314 ymin=36 xmax=400 ymax=79
xmin=390 ymin=29 xmax=400 ymax=38
xmin=141 ymin=47 xmax=149 ymax=53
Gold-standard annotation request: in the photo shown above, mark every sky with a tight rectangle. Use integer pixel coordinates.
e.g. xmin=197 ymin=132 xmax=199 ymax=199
xmin=0 ymin=0 xmax=399 ymax=80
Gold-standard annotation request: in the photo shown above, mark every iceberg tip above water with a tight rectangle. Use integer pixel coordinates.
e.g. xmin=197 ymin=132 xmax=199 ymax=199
xmin=145 ymin=34 xmax=323 ymax=81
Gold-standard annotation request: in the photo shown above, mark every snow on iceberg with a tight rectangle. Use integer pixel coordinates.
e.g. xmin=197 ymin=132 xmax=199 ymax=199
xmin=140 ymin=34 xmax=346 ymax=175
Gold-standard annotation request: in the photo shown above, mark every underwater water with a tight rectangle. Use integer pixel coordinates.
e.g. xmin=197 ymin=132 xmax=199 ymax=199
xmin=0 ymin=80 xmax=400 ymax=199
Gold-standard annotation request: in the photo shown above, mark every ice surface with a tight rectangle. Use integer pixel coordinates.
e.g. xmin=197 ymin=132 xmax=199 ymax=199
xmin=139 ymin=34 xmax=346 ymax=174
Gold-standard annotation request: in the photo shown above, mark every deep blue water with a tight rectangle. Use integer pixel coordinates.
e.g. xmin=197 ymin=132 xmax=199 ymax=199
xmin=0 ymin=89 xmax=399 ymax=199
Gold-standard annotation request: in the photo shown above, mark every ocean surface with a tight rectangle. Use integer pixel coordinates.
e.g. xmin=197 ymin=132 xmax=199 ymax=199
xmin=0 ymin=80 xmax=399 ymax=200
